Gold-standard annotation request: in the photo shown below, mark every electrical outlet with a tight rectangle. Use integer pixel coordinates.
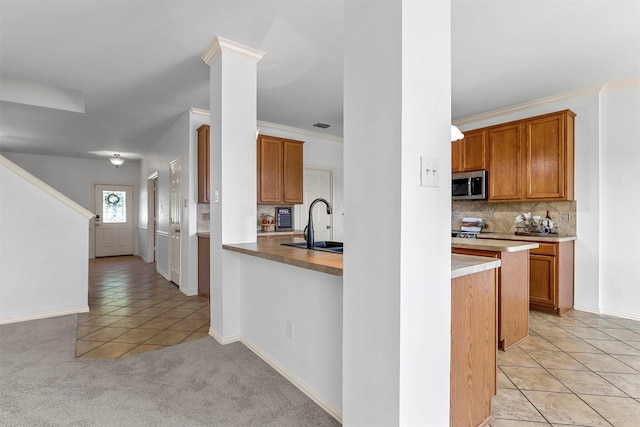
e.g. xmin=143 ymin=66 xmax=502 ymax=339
xmin=559 ymin=213 xmax=570 ymax=222
xmin=482 ymin=211 xmax=493 ymax=220
xmin=453 ymin=212 xmax=461 ymax=220
xmin=286 ymin=319 xmax=295 ymax=340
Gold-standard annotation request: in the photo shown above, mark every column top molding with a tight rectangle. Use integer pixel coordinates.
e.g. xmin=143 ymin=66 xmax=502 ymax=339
xmin=201 ymin=36 xmax=265 ymax=65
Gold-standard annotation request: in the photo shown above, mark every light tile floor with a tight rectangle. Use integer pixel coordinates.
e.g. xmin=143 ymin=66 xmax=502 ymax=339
xmin=491 ymin=309 xmax=640 ymax=426
xmin=76 ymin=256 xmax=209 ymax=360
xmin=78 ymin=257 xmax=640 ymax=424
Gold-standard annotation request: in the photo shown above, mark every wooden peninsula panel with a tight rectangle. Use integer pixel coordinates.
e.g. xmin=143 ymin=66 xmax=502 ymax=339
xmin=197 ymin=235 xmax=210 ymax=300
xmin=451 ymin=267 xmax=497 ymax=427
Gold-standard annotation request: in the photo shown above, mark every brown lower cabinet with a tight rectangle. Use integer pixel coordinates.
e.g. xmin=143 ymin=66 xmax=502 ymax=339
xmin=198 ymin=235 xmax=210 ymax=300
xmin=529 ymin=241 xmax=574 ymax=315
xmin=451 ymin=267 xmax=497 ymax=427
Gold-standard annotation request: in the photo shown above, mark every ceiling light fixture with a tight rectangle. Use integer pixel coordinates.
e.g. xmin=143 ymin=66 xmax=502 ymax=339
xmin=109 ymin=154 xmax=124 ymax=167
xmin=451 ymin=125 xmax=464 ymax=142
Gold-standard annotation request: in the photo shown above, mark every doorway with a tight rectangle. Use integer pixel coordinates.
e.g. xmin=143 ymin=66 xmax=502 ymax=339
xmin=303 ymin=168 xmax=333 ymax=242
xmin=169 ymin=158 xmax=182 ymax=285
xmin=146 ymin=173 xmax=158 ymax=263
xmin=94 ymin=184 xmax=134 ymax=257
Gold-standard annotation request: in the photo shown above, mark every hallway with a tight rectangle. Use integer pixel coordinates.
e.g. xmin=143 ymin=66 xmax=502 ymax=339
xmin=76 ymin=256 xmax=209 ymax=359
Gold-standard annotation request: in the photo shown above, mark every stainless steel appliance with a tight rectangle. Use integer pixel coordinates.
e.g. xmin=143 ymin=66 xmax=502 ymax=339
xmin=452 ymin=170 xmax=487 ymax=200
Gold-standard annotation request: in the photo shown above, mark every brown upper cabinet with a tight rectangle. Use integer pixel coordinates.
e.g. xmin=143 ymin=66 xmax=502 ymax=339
xmin=197 ymin=124 xmax=210 ymax=203
xmin=451 ymin=128 xmax=487 ymax=173
xmin=523 ymin=111 xmax=575 ymax=200
xmin=458 ymin=109 xmax=575 ymax=202
xmin=257 ymin=134 xmax=304 ymax=204
xmin=488 ymin=122 xmax=523 ymax=201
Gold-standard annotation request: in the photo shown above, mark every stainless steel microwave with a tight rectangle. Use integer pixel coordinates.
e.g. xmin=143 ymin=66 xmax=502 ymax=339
xmin=452 ymin=170 xmax=487 ymax=200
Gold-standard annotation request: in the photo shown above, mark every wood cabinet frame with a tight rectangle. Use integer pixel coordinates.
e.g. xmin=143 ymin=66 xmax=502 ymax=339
xmin=452 ymin=128 xmax=488 ymax=173
xmin=529 ymin=241 xmax=574 ymax=315
xmin=460 ymin=109 xmax=575 ymax=202
xmin=257 ymin=134 xmax=304 ymax=204
xmin=197 ymin=125 xmax=210 ymax=203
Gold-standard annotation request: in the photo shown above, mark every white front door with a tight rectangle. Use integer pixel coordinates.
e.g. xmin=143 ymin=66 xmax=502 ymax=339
xmin=94 ymin=184 xmax=134 ymax=257
xmin=169 ymin=159 xmax=182 ymax=285
xmin=303 ymin=168 xmax=333 ymax=242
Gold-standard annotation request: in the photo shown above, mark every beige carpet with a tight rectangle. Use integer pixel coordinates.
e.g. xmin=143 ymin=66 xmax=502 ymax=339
xmin=0 ymin=314 xmax=340 ymax=426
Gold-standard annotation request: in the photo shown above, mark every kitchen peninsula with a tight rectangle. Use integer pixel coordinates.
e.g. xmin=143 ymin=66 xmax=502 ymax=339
xmin=452 ymin=237 xmax=539 ymax=350
xmin=223 ymin=238 xmax=501 ymax=426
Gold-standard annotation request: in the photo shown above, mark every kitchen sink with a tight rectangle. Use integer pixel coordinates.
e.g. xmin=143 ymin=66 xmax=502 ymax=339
xmin=281 ymin=241 xmax=344 ymax=254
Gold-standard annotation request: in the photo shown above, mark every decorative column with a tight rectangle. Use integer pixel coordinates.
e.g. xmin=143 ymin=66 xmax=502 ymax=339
xmin=202 ymin=37 xmax=264 ymax=341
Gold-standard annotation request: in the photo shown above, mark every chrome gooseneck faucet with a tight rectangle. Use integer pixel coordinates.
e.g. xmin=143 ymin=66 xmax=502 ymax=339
xmin=306 ymin=198 xmax=332 ymax=249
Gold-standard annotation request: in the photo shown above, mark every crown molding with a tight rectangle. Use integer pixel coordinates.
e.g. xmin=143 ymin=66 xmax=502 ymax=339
xmin=201 ymin=36 xmax=265 ymax=65
xmin=190 ymin=107 xmax=210 ymax=117
xmin=601 ymin=75 xmax=640 ymax=93
xmin=257 ymin=121 xmax=344 ymax=143
xmin=453 ymin=84 xmax=604 ymax=127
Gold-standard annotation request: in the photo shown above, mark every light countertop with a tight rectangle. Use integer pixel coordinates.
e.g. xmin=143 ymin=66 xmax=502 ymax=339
xmin=476 ymin=232 xmax=577 ymax=243
xmin=452 ymin=237 xmax=539 ymax=252
xmin=451 ymin=254 xmax=501 ymax=279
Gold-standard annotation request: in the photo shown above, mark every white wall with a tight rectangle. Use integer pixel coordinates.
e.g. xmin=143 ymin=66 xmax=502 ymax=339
xmin=599 ymin=78 xmax=640 ymax=319
xmin=0 ymin=158 xmax=91 ymax=323
xmin=0 ymin=152 xmax=139 ymax=258
xmin=257 ymin=123 xmax=345 ymax=241
xmin=455 ymin=77 xmax=640 ymax=319
xmin=138 ymin=109 xmax=208 ymax=295
xmin=229 ymin=251 xmax=343 ymax=419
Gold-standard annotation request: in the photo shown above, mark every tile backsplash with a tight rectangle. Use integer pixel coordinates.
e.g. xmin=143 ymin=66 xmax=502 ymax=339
xmin=452 ymin=200 xmax=577 ymax=235
xmin=257 ymin=204 xmax=295 ymax=231
xmin=196 ymin=203 xmax=210 ymax=233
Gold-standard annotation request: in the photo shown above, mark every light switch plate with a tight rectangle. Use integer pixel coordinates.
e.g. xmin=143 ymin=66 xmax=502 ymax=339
xmin=420 ymin=156 xmax=439 ymax=187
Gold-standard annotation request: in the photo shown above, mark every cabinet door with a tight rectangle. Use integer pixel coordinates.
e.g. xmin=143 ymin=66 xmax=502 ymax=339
xmin=529 ymin=254 xmax=557 ymax=307
xmin=283 ymin=140 xmax=304 ymax=204
xmin=197 ymin=236 xmax=210 ymax=300
xmin=197 ymin=125 xmax=210 ymax=203
xmin=257 ymin=136 xmax=284 ymax=203
xmin=524 ymin=113 xmax=568 ymax=200
xmin=488 ymin=123 xmax=522 ymax=201
xmin=451 ymin=139 xmax=463 ymax=173
xmin=462 ymin=129 xmax=487 ymax=171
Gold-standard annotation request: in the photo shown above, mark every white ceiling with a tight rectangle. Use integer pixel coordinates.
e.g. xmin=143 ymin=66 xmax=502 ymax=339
xmin=0 ymin=0 xmax=638 ymax=161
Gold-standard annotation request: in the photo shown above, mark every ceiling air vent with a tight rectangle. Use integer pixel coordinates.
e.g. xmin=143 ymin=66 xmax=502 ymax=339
xmin=313 ymin=122 xmax=331 ymax=129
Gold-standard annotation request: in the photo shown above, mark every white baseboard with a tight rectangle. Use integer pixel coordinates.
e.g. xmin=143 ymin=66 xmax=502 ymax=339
xmin=573 ymin=304 xmax=600 ymax=315
xmin=180 ymin=286 xmax=197 ymax=297
xmin=573 ymin=304 xmax=640 ymax=321
xmin=600 ymin=308 xmax=640 ymax=322
xmin=0 ymin=306 xmax=90 ymax=325
xmin=208 ymin=328 xmax=240 ymax=345
xmin=239 ymin=336 xmax=343 ymax=424
xmin=207 ymin=329 xmax=343 ymax=422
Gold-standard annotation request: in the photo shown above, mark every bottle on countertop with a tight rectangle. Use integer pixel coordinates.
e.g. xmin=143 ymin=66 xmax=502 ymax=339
xmin=544 ymin=210 xmax=554 ymax=232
